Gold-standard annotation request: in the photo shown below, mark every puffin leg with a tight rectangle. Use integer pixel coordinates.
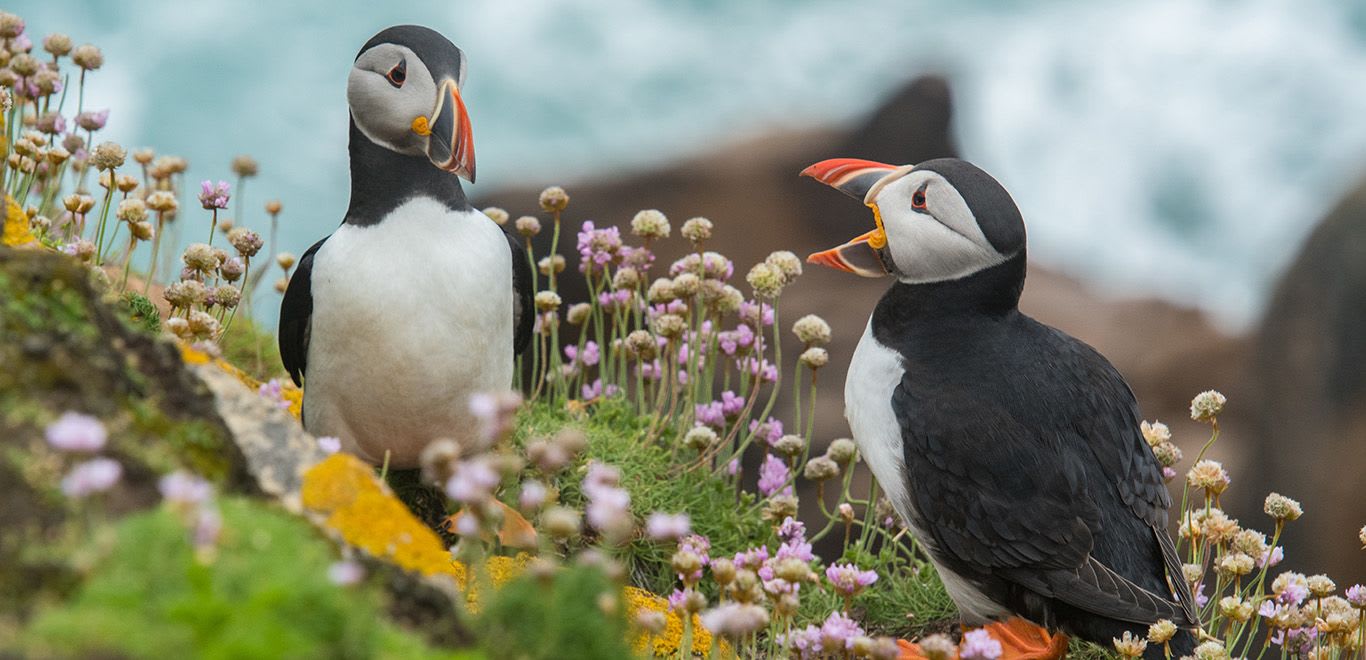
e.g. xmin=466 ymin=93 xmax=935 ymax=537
xmin=982 ymin=618 xmax=1069 ymax=660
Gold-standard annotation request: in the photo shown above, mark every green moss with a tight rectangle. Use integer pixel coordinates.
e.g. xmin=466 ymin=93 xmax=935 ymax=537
xmin=19 ymin=497 xmax=462 ymax=659
xmin=514 ymin=400 xmax=771 ymax=596
xmin=218 ymin=313 xmax=285 ymax=382
xmin=477 ymin=563 xmax=635 ymax=660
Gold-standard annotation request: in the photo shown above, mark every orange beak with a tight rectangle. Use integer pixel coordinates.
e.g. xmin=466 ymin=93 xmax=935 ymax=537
xmin=425 ymin=78 xmax=476 ymax=182
xmin=801 ymin=158 xmax=902 ymax=278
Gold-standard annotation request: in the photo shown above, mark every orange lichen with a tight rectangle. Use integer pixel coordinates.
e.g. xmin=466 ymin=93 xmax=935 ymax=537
xmin=3 ymin=195 xmax=36 ymax=248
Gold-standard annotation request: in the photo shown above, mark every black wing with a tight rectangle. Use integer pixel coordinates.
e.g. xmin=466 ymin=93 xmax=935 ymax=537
xmin=897 ymin=318 xmax=1195 ymax=626
xmin=507 ymin=229 xmax=533 ymax=357
xmin=279 ymin=237 xmax=328 ymax=387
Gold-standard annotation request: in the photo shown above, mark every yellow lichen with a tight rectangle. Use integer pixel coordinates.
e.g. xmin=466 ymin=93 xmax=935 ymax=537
xmin=179 ymin=342 xmax=302 ymax=419
xmin=623 ymin=585 xmax=720 ymax=656
xmin=3 ymin=195 xmax=36 ymax=248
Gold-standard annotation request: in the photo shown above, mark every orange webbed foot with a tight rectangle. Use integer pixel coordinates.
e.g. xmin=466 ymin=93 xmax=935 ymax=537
xmin=895 ymin=619 xmax=1068 ymax=660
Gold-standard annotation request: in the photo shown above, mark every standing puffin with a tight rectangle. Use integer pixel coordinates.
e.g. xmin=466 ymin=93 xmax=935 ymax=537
xmin=802 ymin=158 xmax=1197 ymax=658
xmin=280 ymin=25 xmax=533 ymax=468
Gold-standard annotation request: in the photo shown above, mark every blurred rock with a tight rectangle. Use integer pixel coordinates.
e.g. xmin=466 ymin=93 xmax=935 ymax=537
xmin=1247 ymin=176 xmax=1366 ymax=583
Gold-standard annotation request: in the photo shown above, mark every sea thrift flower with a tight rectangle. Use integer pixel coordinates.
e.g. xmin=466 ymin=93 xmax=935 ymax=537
xmin=1273 ymin=572 xmax=1309 ymax=605
xmin=645 ymin=512 xmax=691 ymax=541
xmin=534 ymin=290 xmax=561 ymax=311
xmin=630 ymin=209 xmax=669 ymax=239
xmin=826 ymin=563 xmax=878 ymax=597
xmin=700 ymin=603 xmax=768 ymax=639
xmin=1112 ymin=631 xmax=1148 ymax=658
xmin=746 ymin=262 xmax=784 ymax=298
xmin=1147 ymin=620 xmax=1177 ymax=644
xmin=538 ymin=185 xmax=569 ymax=212
xmin=314 ymin=436 xmax=341 ymax=455
xmin=758 ymin=454 xmax=792 ymax=497
xmin=804 ymin=456 xmax=840 ymax=481
xmin=819 ymin=611 xmax=865 ymax=652
xmin=519 ymin=480 xmax=548 ymax=511
xmin=89 ymin=141 xmax=125 ymax=170
xmin=749 ymin=417 xmax=783 ymax=446
xmin=738 ymin=300 xmax=774 ymax=327
xmin=1140 ymin=420 xmax=1171 ymax=447
xmin=1264 ymin=492 xmax=1303 ymax=521
xmin=576 ymin=220 xmax=623 ymax=274
xmin=194 ymin=505 xmax=223 ymax=549
xmin=159 ymin=471 xmax=213 ymax=506
xmin=328 ymin=560 xmax=365 ymax=586
xmin=197 ymin=180 xmax=231 ymax=210
xmin=792 ymin=314 xmax=831 ymax=346
xmin=919 ymin=635 xmax=957 ymax=660
xmin=75 ymin=109 xmax=110 ymax=132
xmin=468 ymin=390 xmax=522 ymax=447
xmin=446 ymin=458 xmax=499 ymax=505
xmin=959 ymin=628 xmax=1003 ymax=660
xmin=694 ymin=401 xmax=724 ymax=429
xmin=255 ymin=379 xmax=290 ymax=410
xmin=71 ymin=43 xmax=104 ymax=70
xmin=1189 ymin=390 xmax=1226 ymax=422
xmin=1187 ymin=459 xmax=1230 ymax=495
xmin=45 ymin=412 xmax=107 ymax=452
xmin=1345 ymin=584 xmax=1366 ymax=608
xmin=61 ymin=458 xmax=123 ymax=497
xmin=228 ymin=227 xmax=263 ymax=257
xmin=681 ymin=217 xmax=713 ymax=244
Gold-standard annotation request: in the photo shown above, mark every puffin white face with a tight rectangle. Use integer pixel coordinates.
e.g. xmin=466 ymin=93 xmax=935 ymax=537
xmin=869 ymin=169 xmax=1009 ymax=283
xmin=802 ymin=157 xmax=1025 ymax=284
xmin=348 ymin=39 xmax=476 ymax=181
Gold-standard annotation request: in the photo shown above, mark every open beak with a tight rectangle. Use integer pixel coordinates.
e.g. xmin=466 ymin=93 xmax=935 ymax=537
xmin=800 ymin=158 xmax=904 ymax=278
xmin=424 ymin=78 xmax=476 ymax=182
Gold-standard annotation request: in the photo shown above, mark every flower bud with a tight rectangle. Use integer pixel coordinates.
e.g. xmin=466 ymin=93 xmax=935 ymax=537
xmin=539 ymin=186 xmax=570 ymax=213
xmin=804 ymin=456 xmax=840 ymax=481
xmin=482 ymin=206 xmax=508 ymax=225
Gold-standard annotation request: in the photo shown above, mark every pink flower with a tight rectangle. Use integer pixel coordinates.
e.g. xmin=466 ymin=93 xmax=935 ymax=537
xmin=445 ymin=459 xmax=499 ymax=505
xmin=328 ymin=560 xmax=365 ymax=586
xmin=197 ymin=180 xmax=231 ymax=210
xmin=819 ymin=611 xmax=865 ymax=651
xmin=194 ymin=505 xmax=223 ymax=548
xmin=678 ymin=534 xmax=711 ymax=567
xmin=732 ymin=546 xmax=770 ymax=569
xmin=317 ymin=436 xmax=341 ymax=454
xmin=720 ymin=390 xmax=745 ymax=419
xmin=726 ymin=459 xmax=740 ymax=476
xmin=749 ymin=417 xmax=784 ymax=446
xmin=960 ymin=628 xmax=1003 ymax=660
xmin=519 ymin=481 xmax=548 ymax=510
xmin=74 ymin=109 xmax=109 ymax=131
xmin=581 ymin=379 xmax=618 ymax=400
xmin=159 ymin=470 xmax=212 ymax=505
xmin=1344 ymin=584 xmax=1365 ymax=607
xmin=739 ymin=300 xmax=773 ymax=327
xmin=667 ymin=588 xmax=690 ymax=612
xmin=1259 ymin=546 xmax=1284 ymax=568
xmin=758 ymin=454 xmax=792 ymax=497
xmin=621 ymin=245 xmax=655 ymax=271
xmin=576 ymin=221 xmax=622 ymax=274
xmin=45 ymin=411 xmax=107 ymax=452
xmin=645 ymin=512 xmax=691 ymax=541
xmin=825 ymin=563 xmax=879 ymax=597
xmin=60 ymin=458 xmax=122 ymax=497
xmin=694 ymin=401 xmax=725 ymax=428
xmin=258 ymin=379 xmax=290 ymax=410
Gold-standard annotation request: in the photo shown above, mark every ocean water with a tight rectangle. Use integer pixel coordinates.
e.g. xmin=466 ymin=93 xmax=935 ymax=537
xmin=17 ymin=0 xmax=1366 ymax=328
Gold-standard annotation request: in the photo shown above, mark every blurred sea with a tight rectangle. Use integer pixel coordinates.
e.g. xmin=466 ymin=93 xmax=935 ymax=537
xmin=17 ymin=0 xmax=1366 ymax=327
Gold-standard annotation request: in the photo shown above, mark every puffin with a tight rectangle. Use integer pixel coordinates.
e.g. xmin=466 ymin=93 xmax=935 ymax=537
xmin=280 ymin=25 xmax=533 ymax=468
xmin=801 ymin=157 xmax=1197 ymax=658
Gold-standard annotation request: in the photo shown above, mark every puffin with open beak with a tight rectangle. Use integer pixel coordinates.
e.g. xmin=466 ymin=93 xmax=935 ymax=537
xmin=279 ymin=25 xmax=532 ymax=468
xmin=803 ymin=158 xmax=1197 ymax=658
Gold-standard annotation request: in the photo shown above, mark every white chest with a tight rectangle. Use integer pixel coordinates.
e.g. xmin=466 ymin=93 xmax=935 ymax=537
xmin=844 ymin=317 xmax=1007 ymax=622
xmin=303 ymin=198 xmax=515 ymax=465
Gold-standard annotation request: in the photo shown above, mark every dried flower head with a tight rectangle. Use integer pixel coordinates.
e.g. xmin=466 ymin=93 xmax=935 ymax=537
xmin=130 ymin=221 xmax=155 ymax=241
xmin=1140 ymin=420 xmax=1171 ymax=447
xmin=625 ymin=330 xmax=657 ymax=361
xmin=647 ymin=277 xmax=676 ymax=303
xmin=42 ymin=33 xmax=74 ymax=57
xmin=1307 ymin=574 xmax=1336 ymax=598
xmin=481 ymin=206 xmax=508 ymax=225
xmin=228 ymin=228 xmax=263 ymax=257
xmin=1190 ymin=390 xmax=1226 ymax=422
xmin=514 ymin=215 xmax=541 ymax=237
xmin=680 ymin=216 xmax=713 ymax=245
xmin=792 ymin=314 xmax=832 ymax=346
xmin=1151 ymin=441 xmax=1182 ymax=467
xmin=683 ymin=426 xmax=718 ymax=452
xmin=1216 ymin=552 xmax=1255 ymax=578
xmin=1264 ymin=492 xmax=1304 ymax=522
xmin=761 ymin=494 xmax=798 ymax=522
xmin=539 ymin=186 xmax=569 ymax=213
xmin=804 ymin=456 xmax=840 ymax=481
xmin=1218 ymin=595 xmax=1254 ymax=622
xmin=275 ymin=252 xmax=296 ymax=270
xmin=1191 ymin=641 xmax=1230 ymax=660
xmin=630 ymin=209 xmax=670 ymax=240
xmin=652 ymin=313 xmax=686 ymax=339
xmin=0 ymin=12 xmax=23 ymax=39
xmin=90 ymin=141 xmax=125 ymax=170
xmin=211 ymin=285 xmax=241 ymax=309
xmin=188 ymin=310 xmax=220 ymax=339
xmin=566 ymin=302 xmax=591 ymax=325
xmin=183 ymin=243 xmax=217 ymax=272
xmin=918 ymin=634 xmax=956 ymax=660
xmin=163 ymin=279 xmax=207 ymax=308
xmin=1112 ymin=631 xmax=1148 ymax=658
xmin=534 ymin=290 xmax=562 ymax=312
xmin=217 ymin=257 xmax=244 ymax=282
xmin=71 ymin=43 xmax=104 ymax=70
xmin=116 ymin=198 xmax=148 ymax=224
xmin=672 ymin=272 xmax=701 ymax=298
xmin=746 ymin=262 xmax=784 ymax=298
xmin=773 ymin=434 xmax=805 ymax=457
xmin=1147 ymin=619 xmax=1177 ymax=644
xmin=799 ymin=347 xmax=828 ymax=369
xmin=538 ymin=254 xmax=566 ymax=275
xmin=826 ymin=438 xmax=858 ymax=465
xmin=230 ymin=154 xmax=258 ymax=177
xmin=146 ymin=191 xmax=178 ymax=213
xmin=766 ymin=250 xmax=802 ymax=282
xmin=1188 ymin=459 xmax=1230 ymax=496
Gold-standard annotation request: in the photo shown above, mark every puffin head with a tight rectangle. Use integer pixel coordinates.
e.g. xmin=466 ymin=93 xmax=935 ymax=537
xmin=801 ymin=158 xmax=1024 ymax=284
xmin=348 ymin=25 xmax=475 ymax=182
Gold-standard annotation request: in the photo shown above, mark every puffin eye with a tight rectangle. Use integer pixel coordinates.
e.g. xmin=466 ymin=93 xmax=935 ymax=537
xmin=911 ymin=188 xmax=928 ymax=210
xmin=386 ymin=58 xmax=407 ymax=88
